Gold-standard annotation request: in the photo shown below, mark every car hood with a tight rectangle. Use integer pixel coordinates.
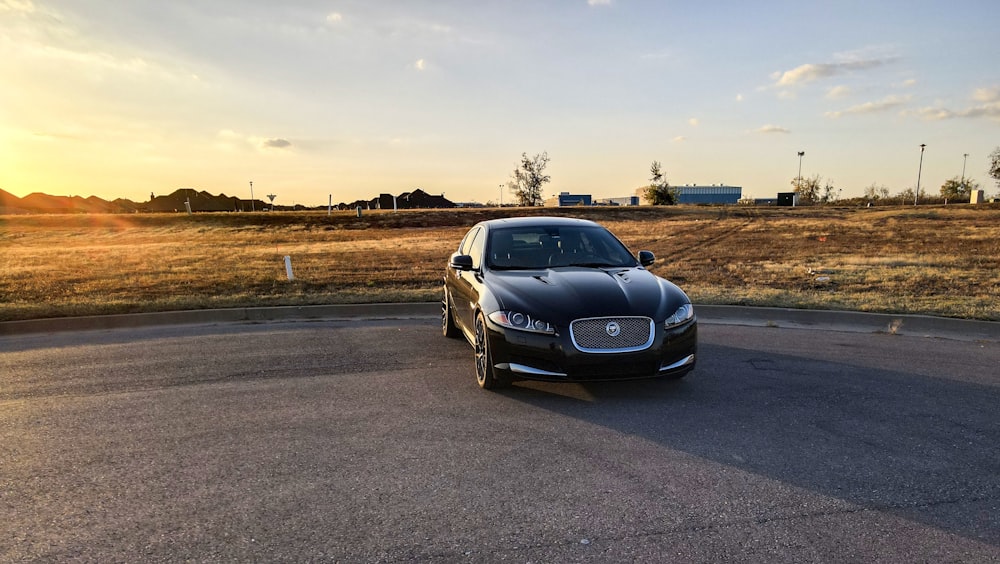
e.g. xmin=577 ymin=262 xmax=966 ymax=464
xmin=488 ymin=266 xmax=687 ymax=323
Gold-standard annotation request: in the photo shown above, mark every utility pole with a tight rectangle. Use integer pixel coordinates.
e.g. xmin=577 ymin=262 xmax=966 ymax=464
xmin=249 ymin=180 xmax=255 ymax=212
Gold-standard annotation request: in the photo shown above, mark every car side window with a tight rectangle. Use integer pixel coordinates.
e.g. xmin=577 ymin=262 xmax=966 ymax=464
xmin=467 ymin=228 xmax=485 ymax=270
xmin=459 ymin=227 xmax=479 ymax=255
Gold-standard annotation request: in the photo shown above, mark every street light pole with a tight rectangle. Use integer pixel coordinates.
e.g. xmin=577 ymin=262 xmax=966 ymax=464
xmin=249 ymin=180 xmax=255 ymax=212
xmin=961 ymin=153 xmax=969 ymax=188
xmin=796 ymin=151 xmax=805 ymax=205
xmin=499 ymin=183 xmax=503 ymax=208
xmin=915 ymin=144 xmax=926 ymax=206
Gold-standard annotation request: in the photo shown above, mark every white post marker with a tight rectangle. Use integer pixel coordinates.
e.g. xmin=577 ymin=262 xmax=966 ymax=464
xmin=284 ymin=256 xmax=295 ymax=281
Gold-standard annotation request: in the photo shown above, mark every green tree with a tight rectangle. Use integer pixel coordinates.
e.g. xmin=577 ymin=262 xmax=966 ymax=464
xmin=988 ymin=146 xmax=1000 ymax=191
xmin=643 ymin=160 xmax=679 ymax=205
xmin=507 ymin=151 xmax=550 ymax=206
xmin=940 ymin=176 xmax=979 ymax=201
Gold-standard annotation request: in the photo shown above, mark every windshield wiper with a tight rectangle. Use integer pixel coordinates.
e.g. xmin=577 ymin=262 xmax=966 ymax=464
xmin=564 ymin=261 xmax=623 ymax=268
xmin=491 ymin=264 xmax=542 ymax=270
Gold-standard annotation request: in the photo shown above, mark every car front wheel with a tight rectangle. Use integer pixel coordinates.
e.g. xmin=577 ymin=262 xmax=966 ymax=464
xmin=475 ymin=312 xmax=509 ymax=390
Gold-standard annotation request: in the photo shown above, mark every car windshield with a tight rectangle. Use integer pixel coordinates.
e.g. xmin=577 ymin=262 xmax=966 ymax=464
xmin=487 ymin=225 xmax=639 ymax=270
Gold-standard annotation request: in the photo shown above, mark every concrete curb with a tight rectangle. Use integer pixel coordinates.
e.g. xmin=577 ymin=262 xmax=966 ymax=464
xmin=692 ymin=305 xmax=1000 ymax=343
xmin=1 ymin=303 xmax=998 ymax=343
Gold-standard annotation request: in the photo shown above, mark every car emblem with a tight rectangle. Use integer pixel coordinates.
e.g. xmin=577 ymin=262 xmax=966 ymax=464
xmin=605 ymin=321 xmax=621 ymax=337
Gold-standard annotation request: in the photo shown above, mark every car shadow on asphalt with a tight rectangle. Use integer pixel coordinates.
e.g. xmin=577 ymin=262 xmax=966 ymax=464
xmin=496 ymin=341 xmax=1000 ymax=548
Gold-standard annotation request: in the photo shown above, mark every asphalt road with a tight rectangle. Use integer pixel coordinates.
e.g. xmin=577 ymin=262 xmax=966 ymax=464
xmin=2 ymin=319 xmax=998 ymax=562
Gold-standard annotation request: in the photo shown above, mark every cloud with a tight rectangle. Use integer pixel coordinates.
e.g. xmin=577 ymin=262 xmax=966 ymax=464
xmin=826 ymin=85 xmax=851 ymax=99
xmin=221 ymin=131 xmax=293 ymax=152
xmin=0 ymin=0 xmax=35 ymax=13
xmin=973 ymin=86 xmax=1000 ymax=103
xmin=588 ymin=0 xmax=612 ymax=5
xmin=672 ymin=136 xmax=686 ymax=143
xmin=414 ymin=58 xmax=426 ymax=71
xmin=262 ymin=138 xmax=292 ymax=149
xmin=961 ymin=103 xmax=1000 ymax=119
xmin=772 ymin=58 xmax=892 ymax=87
xmin=688 ymin=118 xmax=699 ymax=127
xmin=909 ymin=107 xmax=956 ymax=121
xmin=825 ymin=95 xmax=909 ymax=118
xmin=326 ymin=12 xmax=343 ymax=24
xmin=735 ymin=93 xmax=743 ymax=102
xmin=756 ymin=125 xmax=790 ymax=134
xmin=909 ymin=103 xmax=1000 ymax=121
xmin=905 ymin=86 xmax=1000 ymax=121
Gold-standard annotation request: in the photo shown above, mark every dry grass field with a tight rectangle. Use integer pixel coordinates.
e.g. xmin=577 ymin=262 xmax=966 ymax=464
xmin=2 ymin=205 xmax=999 ymax=322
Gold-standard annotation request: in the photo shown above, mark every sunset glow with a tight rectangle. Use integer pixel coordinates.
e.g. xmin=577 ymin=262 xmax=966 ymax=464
xmin=2 ymin=0 xmax=998 ymax=206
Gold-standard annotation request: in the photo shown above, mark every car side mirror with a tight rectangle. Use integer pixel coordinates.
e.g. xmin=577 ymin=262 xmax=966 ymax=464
xmin=638 ymin=250 xmax=655 ymax=267
xmin=449 ymin=253 xmax=475 ymax=271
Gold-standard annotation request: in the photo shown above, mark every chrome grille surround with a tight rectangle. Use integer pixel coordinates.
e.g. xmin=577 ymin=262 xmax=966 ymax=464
xmin=569 ymin=316 xmax=655 ymax=353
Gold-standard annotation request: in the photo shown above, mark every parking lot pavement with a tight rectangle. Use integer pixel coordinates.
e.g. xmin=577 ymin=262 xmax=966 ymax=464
xmin=2 ymin=319 xmax=998 ymax=561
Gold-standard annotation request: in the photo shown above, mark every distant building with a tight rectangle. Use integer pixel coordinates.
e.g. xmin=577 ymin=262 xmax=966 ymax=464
xmin=599 ymin=196 xmax=640 ymax=206
xmin=777 ymin=192 xmax=798 ymax=207
xmin=676 ymin=185 xmax=742 ymax=204
xmin=545 ymin=192 xmax=593 ymax=207
xmin=636 ymin=185 xmax=742 ymax=205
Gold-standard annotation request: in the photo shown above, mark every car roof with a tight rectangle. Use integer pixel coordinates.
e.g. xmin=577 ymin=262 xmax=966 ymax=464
xmin=475 ymin=216 xmax=601 ymax=230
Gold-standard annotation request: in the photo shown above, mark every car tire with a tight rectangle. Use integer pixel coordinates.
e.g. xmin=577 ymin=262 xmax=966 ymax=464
xmin=475 ymin=312 xmax=509 ymax=389
xmin=442 ymin=289 xmax=460 ymax=339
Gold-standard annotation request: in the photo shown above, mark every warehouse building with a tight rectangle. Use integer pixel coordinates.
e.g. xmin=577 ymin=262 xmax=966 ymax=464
xmin=675 ymin=185 xmax=742 ymax=204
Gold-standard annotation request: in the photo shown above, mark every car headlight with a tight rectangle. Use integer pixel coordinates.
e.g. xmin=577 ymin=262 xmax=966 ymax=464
xmin=488 ymin=310 xmax=556 ymax=335
xmin=664 ymin=303 xmax=694 ymax=328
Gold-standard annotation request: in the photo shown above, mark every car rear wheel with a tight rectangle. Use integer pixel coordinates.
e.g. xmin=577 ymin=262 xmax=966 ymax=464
xmin=475 ymin=312 xmax=509 ymax=389
xmin=442 ymin=288 xmax=460 ymax=338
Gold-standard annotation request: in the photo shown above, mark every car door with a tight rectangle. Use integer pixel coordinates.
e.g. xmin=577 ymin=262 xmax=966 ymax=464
xmin=450 ymin=226 xmax=485 ymax=337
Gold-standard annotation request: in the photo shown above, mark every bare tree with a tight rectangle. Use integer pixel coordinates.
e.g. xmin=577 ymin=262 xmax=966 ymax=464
xmin=792 ymin=174 xmax=822 ymax=204
xmin=819 ymin=180 xmax=840 ymax=204
xmin=507 ymin=152 xmax=550 ymax=206
xmin=863 ymin=183 xmax=890 ymax=202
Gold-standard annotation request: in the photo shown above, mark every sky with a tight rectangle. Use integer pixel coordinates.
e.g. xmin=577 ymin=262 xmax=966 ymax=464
xmin=2 ymin=0 xmax=999 ymax=207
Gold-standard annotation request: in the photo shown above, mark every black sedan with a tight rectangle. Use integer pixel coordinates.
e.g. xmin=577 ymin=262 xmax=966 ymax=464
xmin=442 ymin=216 xmax=697 ymax=389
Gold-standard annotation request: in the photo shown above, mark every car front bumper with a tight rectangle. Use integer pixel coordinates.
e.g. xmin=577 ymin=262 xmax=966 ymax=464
xmin=487 ymin=316 xmax=698 ymax=382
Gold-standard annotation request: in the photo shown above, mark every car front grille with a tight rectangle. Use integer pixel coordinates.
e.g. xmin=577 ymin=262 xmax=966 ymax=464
xmin=569 ymin=316 xmax=654 ymax=353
